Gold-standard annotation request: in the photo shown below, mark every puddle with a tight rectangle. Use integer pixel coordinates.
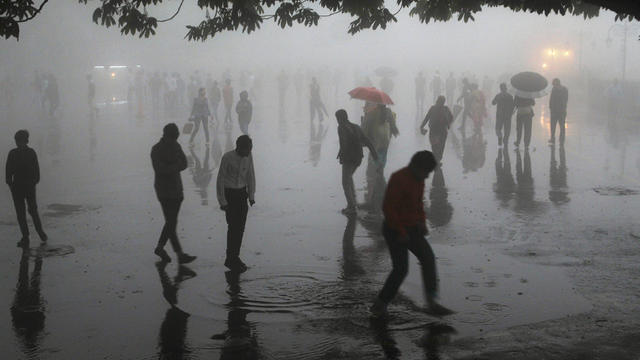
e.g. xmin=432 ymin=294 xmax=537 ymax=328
xmin=28 ymin=244 xmax=75 ymax=257
xmin=43 ymin=204 xmax=100 ymax=217
xmin=593 ymin=187 xmax=639 ymax=196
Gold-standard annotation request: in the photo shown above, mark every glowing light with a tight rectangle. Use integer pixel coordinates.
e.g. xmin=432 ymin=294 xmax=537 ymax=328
xmin=564 ymin=50 xmax=570 ymax=56
xmin=547 ymin=49 xmax=554 ymax=56
xmin=112 ymin=97 xmax=116 ymax=102
xmin=110 ymin=72 xmax=116 ymax=78
xmin=109 ymin=65 xmax=127 ymax=69
xmin=93 ymin=65 xmax=105 ymax=69
xmin=542 ymin=63 xmax=548 ymax=69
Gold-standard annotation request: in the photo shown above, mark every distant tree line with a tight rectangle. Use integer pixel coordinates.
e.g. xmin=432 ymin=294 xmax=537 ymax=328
xmin=2 ymin=0 xmax=640 ymax=41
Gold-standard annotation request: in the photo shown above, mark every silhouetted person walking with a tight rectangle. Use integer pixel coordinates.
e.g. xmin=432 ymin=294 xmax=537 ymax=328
xmin=151 ymin=123 xmax=196 ymax=264
xmin=236 ymin=90 xmax=252 ymax=135
xmin=309 ymin=77 xmax=328 ymax=122
xmin=336 ymin=109 xmax=377 ymax=215
xmin=217 ymin=135 xmax=255 ymax=273
xmin=514 ymin=96 xmax=535 ymax=148
xmin=549 ymin=78 xmax=569 ymax=144
xmin=370 ymin=151 xmax=454 ymax=318
xmin=189 ymin=88 xmax=212 ymax=145
xmin=492 ymin=83 xmax=515 ymax=147
xmin=5 ymin=130 xmax=47 ymax=247
xmin=420 ymin=96 xmax=453 ymax=162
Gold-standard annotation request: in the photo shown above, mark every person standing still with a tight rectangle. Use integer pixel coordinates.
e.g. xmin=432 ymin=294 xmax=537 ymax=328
xmin=492 ymin=83 xmax=515 ymax=147
xmin=189 ymin=88 xmax=212 ymax=145
xmin=549 ymin=78 xmax=569 ymax=144
xmin=236 ymin=91 xmax=253 ymax=135
xmin=336 ymin=109 xmax=377 ymax=215
xmin=370 ymin=151 xmax=454 ymax=318
xmin=217 ymin=135 xmax=255 ymax=273
xmin=5 ymin=130 xmax=48 ymax=247
xmin=223 ymin=79 xmax=234 ymax=125
xmin=513 ymin=96 xmax=535 ymax=148
xmin=151 ymin=123 xmax=197 ymax=264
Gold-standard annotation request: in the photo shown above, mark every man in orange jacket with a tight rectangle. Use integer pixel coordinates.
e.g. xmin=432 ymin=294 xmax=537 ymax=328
xmin=370 ymin=150 xmax=454 ymax=318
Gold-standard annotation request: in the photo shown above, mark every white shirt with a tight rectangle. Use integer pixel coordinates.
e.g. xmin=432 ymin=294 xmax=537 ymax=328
xmin=216 ymin=150 xmax=255 ymax=206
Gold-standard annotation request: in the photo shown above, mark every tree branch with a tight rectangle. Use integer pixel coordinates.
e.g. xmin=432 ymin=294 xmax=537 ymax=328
xmin=16 ymin=0 xmax=50 ymax=23
xmin=157 ymin=0 xmax=185 ymax=23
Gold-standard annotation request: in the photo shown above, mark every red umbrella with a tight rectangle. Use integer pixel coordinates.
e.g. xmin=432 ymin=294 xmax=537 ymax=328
xmin=348 ymin=87 xmax=394 ymax=105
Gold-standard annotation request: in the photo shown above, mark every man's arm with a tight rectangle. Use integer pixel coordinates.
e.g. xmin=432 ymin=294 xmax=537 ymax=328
xmin=33 ymin=150 xmax=40 ymax=184
xmin=216 ymin=154 xmax=228 ymax=207
xmin=247 ymin=155 xmax=256 ymax=205
xmin=420 ymin=107 xmax=432 ymax=131
xmin=5 ymin=151 xmax=14 ymax=186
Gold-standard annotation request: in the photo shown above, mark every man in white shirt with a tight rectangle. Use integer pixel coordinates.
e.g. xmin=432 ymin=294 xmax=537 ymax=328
xmin=216 ymin=135 xmax=255 ymax=272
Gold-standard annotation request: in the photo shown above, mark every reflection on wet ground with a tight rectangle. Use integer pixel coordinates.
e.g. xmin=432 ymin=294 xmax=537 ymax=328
xmin=0 ymin=100 xmax=638 ymax=358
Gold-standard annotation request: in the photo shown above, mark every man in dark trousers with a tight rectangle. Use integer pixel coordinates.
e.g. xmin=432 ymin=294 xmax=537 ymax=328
xmin=370 ymin=151 xmax=454 ymax=318
xmin=5 ymin=130 xmax=48 ymax=247
xmin=336 ymin=109 xmax=377 ymax=215
xmin=492 ymin=83 xmax=515 ymax=147
xmin=151 ymin=123 xmax=197 ymax=264
xmin=549 ymin=78 xmax=569 ymax=144
xmin=217 ymin=135 xmax=255 ymax=272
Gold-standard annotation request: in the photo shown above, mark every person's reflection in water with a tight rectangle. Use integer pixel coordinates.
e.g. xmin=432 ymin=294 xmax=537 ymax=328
xmin=461 ymin=128 xmax=487 ymax=173
xmin=369 ymin=319 xmax=456 ymax=360
xmin=11 ymin=246 xmax=45 ymax=357
xmin=515 ymin=148 xmax=535 ymax=212
xmin=155 ymin=261 xmax=197 ymax=358
xmin=549 ymin=144 xmax=569 ymax=204
xmin=493 ymin=147 xmax=515 ymax=207
xmin=369 ymin=318 xmax=401 ymax=359
xmin=211 ymin=271 xmax=259 ymax=360
xmin=89 ymin=111 xmax=97 ymax=162
xmin=421 ymin=323 xmax=457 ymax=360
xmin=309 ymin=120 xmax=329 ymax=167
xmin=189 ymin=145 xmax=213 ymax=206
xmin=341 ymin=215 xmax=365 ymax=279
xmin=426 ymin=168 xmax=453 ymax=227
xmin=211 ymin=133 xmax=223 ymax=170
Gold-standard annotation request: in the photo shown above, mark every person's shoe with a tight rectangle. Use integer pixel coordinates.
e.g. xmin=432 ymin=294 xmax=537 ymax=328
xmin=425 ymin=302 xmax=455 ymax=317
xmin=154 ymin=247 xmax=171 ymax=262
xmin=177 ymin=265 xmax=197 ymax=280
xmin=38 ymin=231 xmax=48 ymax=242
xmin=369 ymin=298 xmax=388 ymax=318
xmin=178 ymin=253 xmax=197 ymax=264
xmin=224 ymin=258 xmax=248 ymax=273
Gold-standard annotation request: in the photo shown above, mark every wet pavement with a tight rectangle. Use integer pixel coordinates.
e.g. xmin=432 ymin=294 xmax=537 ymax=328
xmin=1 ymin=92 xmax=639 ymax=359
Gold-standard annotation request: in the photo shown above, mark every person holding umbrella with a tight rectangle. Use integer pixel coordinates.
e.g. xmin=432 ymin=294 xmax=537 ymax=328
xmin=510 ymin=72 xmax=548 ymax=149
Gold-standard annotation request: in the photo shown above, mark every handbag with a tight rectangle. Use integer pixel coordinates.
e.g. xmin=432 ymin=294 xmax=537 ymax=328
xmin=182 ymin=122 xmax=194 ymax=134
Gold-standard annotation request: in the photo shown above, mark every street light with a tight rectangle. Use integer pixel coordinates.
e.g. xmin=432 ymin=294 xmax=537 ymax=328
xmin=606 ymin=21 xmax=640 ymax=82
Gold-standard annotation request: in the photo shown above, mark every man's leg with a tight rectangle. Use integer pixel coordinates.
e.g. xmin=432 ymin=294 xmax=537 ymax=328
xmin=25 ymin=186 xmax=46 ymax=241
xmin=225 ymin=189 xmax=249 ymax=263
xmin=524 ymin=116 xmax=533 ymax=147
xmin=202 ymin=117 xmax=210 ymax=143
xmin=503 ymin=116 xmax=511 ymax=144
xmin=341 ymin=163 xmax=358 ymax=211
xmin=189 ymin=118 xmax=200 ymax=143
xmin=166 ymin=198 xmax=184 ymax=254
xmin=515 ymin=115 xmax=523 ymax=145
xmin=559 ymin=113 xmax=566 ymax=143
xmin=549 ymin=113 xmax=558 ymax=142
xmin=406 ymin=228 xmax=437 ymax=302
xmin=495 ymin=116 xmax=503 ymax=146
xmin=365 ymin=154 xmax=377 ymax=205
xmin=11 ymin=188 xmax=29 ymax=239
xmin=377 ymin=225 xmax=409 ymax=305
xmin=158 ymin=199 xmax=183 ymax=255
